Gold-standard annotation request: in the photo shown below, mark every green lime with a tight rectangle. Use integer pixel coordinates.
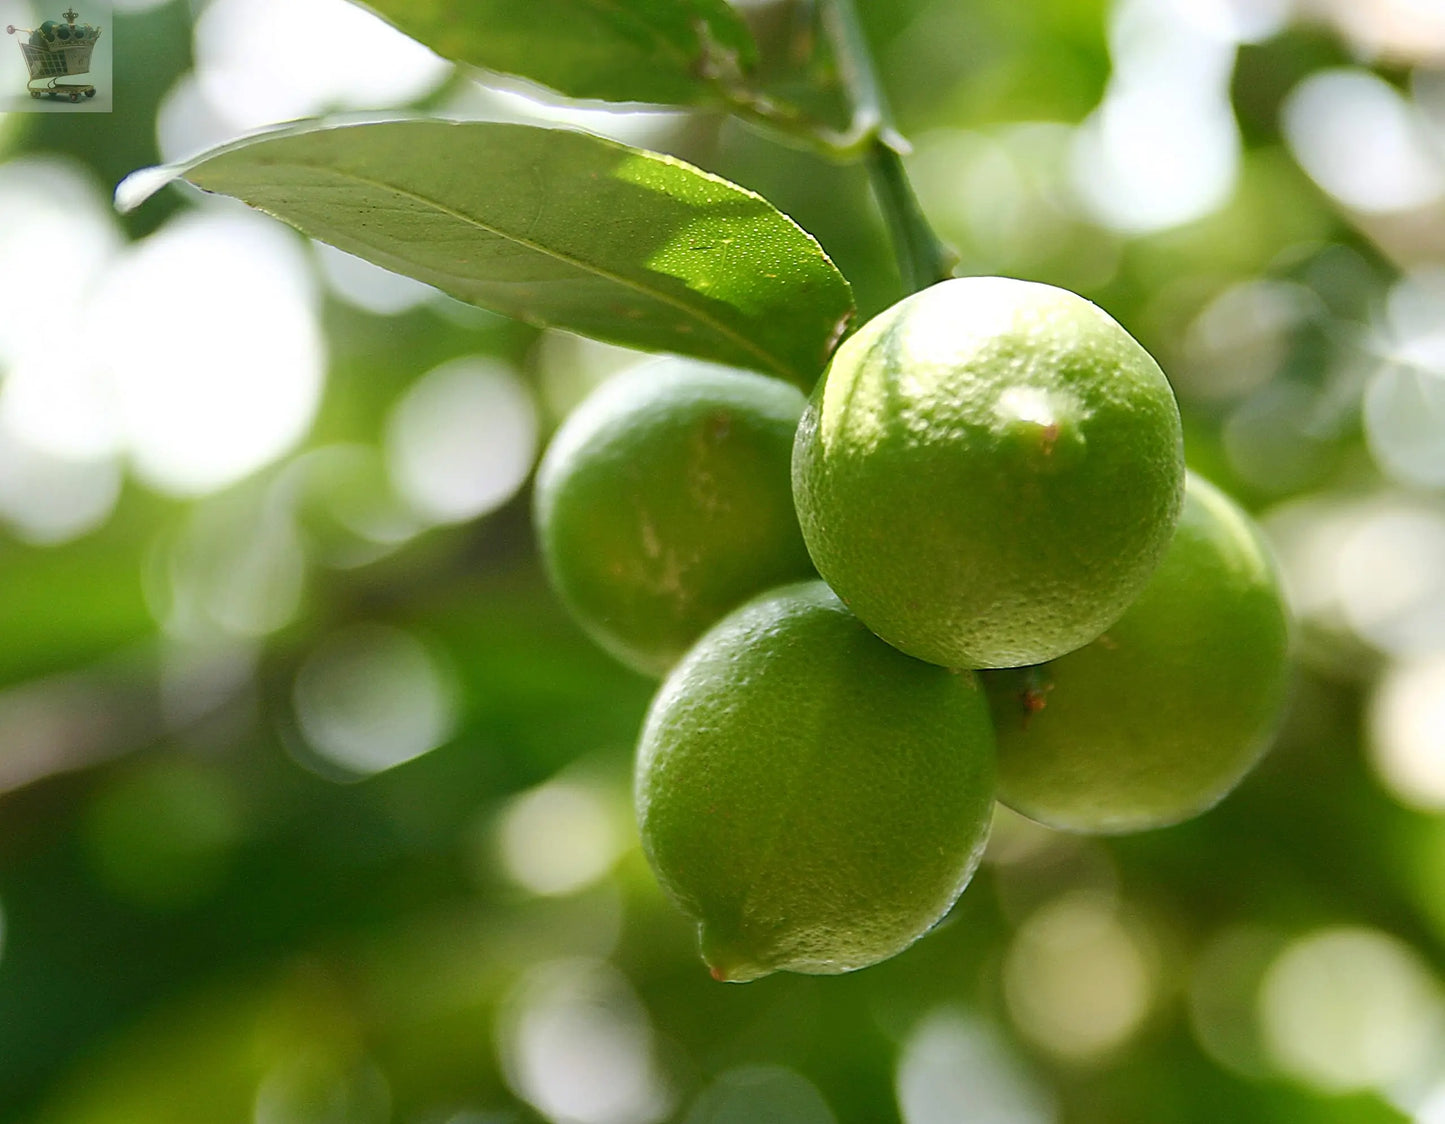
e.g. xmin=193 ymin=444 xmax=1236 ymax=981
xmin=983 ymin=473 xmax=1291 ymax=833
xmin=636 ymin=580 xmax=996 ymax=981
xmin=534 ymin=359 xmax=815 ymax=677
xmin=792 ymin=276 xmax=1184 ymax=669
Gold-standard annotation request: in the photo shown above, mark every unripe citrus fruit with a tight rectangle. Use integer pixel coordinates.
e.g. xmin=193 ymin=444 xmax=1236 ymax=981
xmin=635 ymin=580 xmax=996 ymax=982
xmin=792 ymin=276 xmax=1185 ymax=669
xmin=534 ymin=360 xmax=815 ymax=676
xmin=982 ymin=473 xmax=1291 ymax=833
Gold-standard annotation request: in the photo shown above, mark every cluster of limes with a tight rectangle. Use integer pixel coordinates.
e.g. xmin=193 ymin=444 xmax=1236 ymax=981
xmin=534 ymin=277 xmax=1291 ymax=983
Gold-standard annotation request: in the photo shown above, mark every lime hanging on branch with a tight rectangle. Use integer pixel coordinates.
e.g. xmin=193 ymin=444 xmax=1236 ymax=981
xmin=534 ymin=360 xmax=816 ymax=677
xmin=635 ymin=581 xmax=997 ymax=982
xmin=792 ymin=276 xmax=1185 ymax=670
xmin=983 ymin=473 xmax=1292 ymax=833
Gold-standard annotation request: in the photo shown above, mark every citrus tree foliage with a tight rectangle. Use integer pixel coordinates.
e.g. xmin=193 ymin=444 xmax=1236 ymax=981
xmin=0 ymin=2 xmax=1443 ymax=1124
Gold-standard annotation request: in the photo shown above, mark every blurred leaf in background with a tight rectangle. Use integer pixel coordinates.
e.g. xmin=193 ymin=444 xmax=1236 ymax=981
xmin=0 ymin=0 xmax=1443 ymax=1123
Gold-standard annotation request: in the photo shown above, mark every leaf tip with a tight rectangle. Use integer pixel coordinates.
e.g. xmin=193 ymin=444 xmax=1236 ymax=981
xmin=114 ymin=165 xmax=180 ymax=215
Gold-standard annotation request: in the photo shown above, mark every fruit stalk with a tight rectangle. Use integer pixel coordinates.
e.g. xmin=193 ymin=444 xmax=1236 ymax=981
xmin=821 ymin=0 xmax=957 ymax=292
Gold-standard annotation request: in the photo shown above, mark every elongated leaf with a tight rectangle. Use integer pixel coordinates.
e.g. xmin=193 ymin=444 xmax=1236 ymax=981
xmin=353 ymin=0 xmax=758 ymax=106
xmin=123 ymin=120 xmax=853 ymax=385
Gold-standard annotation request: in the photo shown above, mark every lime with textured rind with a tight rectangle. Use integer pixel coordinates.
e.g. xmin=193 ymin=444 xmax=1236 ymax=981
xmin=636 ymin=580 xmax=997 ymax=982
xmin=534 ymin=358 xmax=815 ymax=677
xmin=792 ymin=276 xmax=1185 ymax=669
xmin=983 ymin=473 xmax=1292 ymax=834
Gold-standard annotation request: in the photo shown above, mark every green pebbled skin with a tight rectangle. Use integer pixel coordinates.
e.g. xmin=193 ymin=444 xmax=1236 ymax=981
xmin=792 ymin=276 xmax=1185 ymax=670
xmin=983 ymin=473 xmax=1292 ymax=834
xmin=635 ymin=580 xmax=997 ymax=982
xmin=534 ymin=359 xmax=816 ymax=677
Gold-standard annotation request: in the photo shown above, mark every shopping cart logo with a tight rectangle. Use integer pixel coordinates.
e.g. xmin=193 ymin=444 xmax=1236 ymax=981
xmin=6 ymin=7 xmax=102 ymax=103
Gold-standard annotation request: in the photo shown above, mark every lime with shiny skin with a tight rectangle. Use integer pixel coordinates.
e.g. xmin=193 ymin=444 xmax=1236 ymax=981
xmin=635 ymin=580 xmax=997 ymax=982
xmin=792 ymin=276 xmax=1185 ymax=669
xmin=534 ymin=359 xmax=815 ymax=677
xmin=983 ymin=473 xmax=1292 ymax=833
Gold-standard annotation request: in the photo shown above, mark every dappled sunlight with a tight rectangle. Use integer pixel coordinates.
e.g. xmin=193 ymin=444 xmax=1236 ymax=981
xmin=440 ymin=80 xmax=689 ymax=152
xmin=291 ymin=622 xmax=457 ymax=780
xmin=1335 ymin=501 xmax=1445 ymax=657
xmin=1222 ymin=380 xmax=1338 ymax=495
xmin=384 ymin=358 xmax=538 ymax=526
xmin=1178 ymin=281 xmax=1317 ymax=401
xmin=1003 ymin=891 xmax=1156 ymax=1062
xmin=534 ymin=332 xmax=651 ymax=423
xmin=1414 ymin=1073 xmax=1445 ymax=1124
xmin=193 ymin=0 xmax=448 ymax=137
xmin=908 ymin=125 xmax=1120 ymax=290
xmin=498 ymin=959 xmax=672 ymax=1124
xmin=312 ymin=241 xmax=438 ymax=317
xmin=154 ymin=69 xmax=237 ymax=165
xmin=0 ymin=429 xmax=120 ymax=545
xmin=497 ymin=779 xmax=628 ymax=898
xmin=1070 ymin=0 xmax=1242 ymax=234
xmin=0 ymin=157 xmax=120 ymax=367
xmin=0 ymin=348 xmax=118 ymax=462
xmin=1263 ymin=491 xmax=1445 ymax=659
xmin=1259 ymin=927 xmax=1445 ymax=1094
xmin=1282 ymin=69 xmax=1445 ymax=214
xmin=1306 ymin=0 xmax=1445 ymax=64
xmin=90 ymin=209 xmax=325 ymax=497
xmin=1170 ymin=0 xmax=1291 ymax=43
xmin=0 ymin=257 xmax=122 ymax=544
xmin=154 ymin=485 xmax=308 ymax=640
xmin=1369 ymin=656 xmax=1445 ymax=812
xmin=897 ymin=1010 xmax=1056 ymax=1124
xmin=1364 ymin=268 xmax=1445 ymax=487
xmin=285 ymin=444 xmax=423 ymax=570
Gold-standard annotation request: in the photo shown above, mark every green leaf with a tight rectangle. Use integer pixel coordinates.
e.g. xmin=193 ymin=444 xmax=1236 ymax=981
xmin=123 ymin=120 xmax=853 ymax=386
xmin=352 ymin=0 xmax=759 ymax=105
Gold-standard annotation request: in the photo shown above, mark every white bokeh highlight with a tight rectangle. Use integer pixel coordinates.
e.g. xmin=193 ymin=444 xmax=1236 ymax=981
xmin=0 ymin=433 xmax=121 ymax=545
xmin=1071 ymin=0 xmax=1242 ymax=234
xmin=1181 ymin=281 xmax=1316 ymax=400
xmin=1003 ymin=893 xmax=1154 ymax=1062
xmin=498 ymin=780 xmax=626 ymax=897
xmin=499 ymin=959 xmax=672 ymax=1124
xmin=1365 ymin=269 xmax=1445 ymax=488
xmin=89 ymin=209 xmax=325 ymax=496
xmin=293 ymin=623 xmax=456 ymax=778
xmin=1334 ymin=502 xmax=1445 ymax=657
xmin=1260 ymin=927 xmax=1445 ymax=1094
xmin=897 ymin=1010 xmax=1057 ymax=1124
xmin=0 ymin=157 xmax=121 ymax=368
xmin=193 ymin=0 xmax=449 ymax=136
xmin=1370 ymin=656 xmax=1445 ymax=813
xmin=158 ymin=488 xmax=308 ymax=640
xmin=313 ymin=241 xmax=438 ymax=317
xmin=385 ymin=357 xmax=538 ymax=525
xmin=1282 ymin=69 xmax=1445 ymax=214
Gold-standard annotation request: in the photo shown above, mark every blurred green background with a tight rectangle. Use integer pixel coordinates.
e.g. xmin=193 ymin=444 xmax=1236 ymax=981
xmin=1 ymin=0 xmax=1444 ymax=1121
